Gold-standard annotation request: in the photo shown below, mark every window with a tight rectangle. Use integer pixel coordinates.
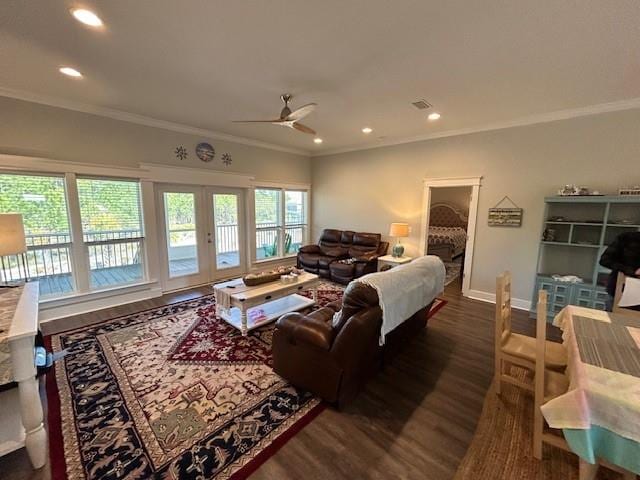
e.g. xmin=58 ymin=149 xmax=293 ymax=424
xmin=77 ymin=178 xmax=145 ymax=289
xmin=254 ymin=188 xmax=308 ymax=261
xmin=284 ymin=190 xmax=307 ymax=255
xmin=164 ymin=192 xmax=198 ymax=277
xmin=255 ymin=189 xmax=281 ymax=260
xmin=212 ymin=193 xmax=241 ymax=269
xmin=0 ymin=174 xmax=73 ymax=297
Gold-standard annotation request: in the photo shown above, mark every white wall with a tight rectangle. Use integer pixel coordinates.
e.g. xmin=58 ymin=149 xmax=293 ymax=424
xmin=311 ymin=108 xmax=640 ymax=302
xmin=0 ymin=96 xmax=310 ymax=183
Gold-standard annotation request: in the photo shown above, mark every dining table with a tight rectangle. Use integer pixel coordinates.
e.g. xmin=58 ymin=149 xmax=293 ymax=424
xmin=541 ymin=305 xmax=640 ymax=477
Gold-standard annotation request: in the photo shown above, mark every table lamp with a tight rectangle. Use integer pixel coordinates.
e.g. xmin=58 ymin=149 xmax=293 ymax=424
xmin=0 ymin=214 xmax=28 ymax=286
xmin=389 ymin=222 xmax=410 ymax=258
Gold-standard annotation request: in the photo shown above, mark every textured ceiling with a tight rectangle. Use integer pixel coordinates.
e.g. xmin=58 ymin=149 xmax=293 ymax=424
xmin=1 ymin=0 xmax=639 ymax=154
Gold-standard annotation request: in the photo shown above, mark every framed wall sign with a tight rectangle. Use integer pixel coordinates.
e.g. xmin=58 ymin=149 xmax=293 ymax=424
xmin=488 ymin=196 xmax=523 ymax=227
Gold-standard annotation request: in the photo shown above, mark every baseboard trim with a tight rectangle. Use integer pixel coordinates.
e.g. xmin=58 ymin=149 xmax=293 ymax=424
xmin=467 ymin=289 xmax=532 ymax=312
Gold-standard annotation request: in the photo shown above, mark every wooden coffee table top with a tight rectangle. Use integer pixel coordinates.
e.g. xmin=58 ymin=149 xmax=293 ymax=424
xmin=214 ymin=272 xmax=319 ymax=302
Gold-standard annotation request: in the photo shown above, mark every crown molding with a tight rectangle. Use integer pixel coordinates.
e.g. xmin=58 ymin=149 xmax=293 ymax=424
xmin=312 ymin=97 xmax=640 ymax=157
xmin=4 ymin=86 xmax=640 ymax=160
xmin=0 ymin=87 xmax=310 ymax=156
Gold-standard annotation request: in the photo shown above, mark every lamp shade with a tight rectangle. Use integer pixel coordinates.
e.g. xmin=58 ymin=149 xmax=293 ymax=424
xmin=389 ymin=222 xmax=410 ymax=237
xmin=0 ymin=214 xmax=27 ymax=256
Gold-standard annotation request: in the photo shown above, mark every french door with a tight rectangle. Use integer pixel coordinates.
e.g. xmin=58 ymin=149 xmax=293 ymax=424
xmin=157 ymin=185 xmax=246 ymax=291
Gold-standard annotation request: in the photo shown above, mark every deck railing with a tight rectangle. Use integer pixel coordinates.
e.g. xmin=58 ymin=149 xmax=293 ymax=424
xmin=255 ymin=223 xmax=305 ymax=258
xmin=216 ymin=224 xmax=239 ymax=254
xmin=0 ymin=231 xmax=143 ymax=285
xmin=0 ymin=224 xmax=305 ymax=290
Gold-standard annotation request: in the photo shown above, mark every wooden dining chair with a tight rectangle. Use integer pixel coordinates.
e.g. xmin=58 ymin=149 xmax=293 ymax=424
xmin=533 ymin=290 xmax=570 ymax=459
xmin=613 ymin=272 xmax=640 ymax=317
xmin=495 ymin=272 xmax=567 ymax=395
xmin=533 ymin=290 xmax=637 ymax=480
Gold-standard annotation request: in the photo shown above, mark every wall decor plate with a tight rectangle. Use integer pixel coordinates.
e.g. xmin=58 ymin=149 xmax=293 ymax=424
xmin=196 ymin=142 xmax=215 ymax=162
xmin=222 ymin=152 xmax=232 ymax=166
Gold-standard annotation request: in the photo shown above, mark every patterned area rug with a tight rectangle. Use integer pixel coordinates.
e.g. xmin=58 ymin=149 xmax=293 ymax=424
xmin=453 ymin=367 xmax=619 ymax=480
xmin=444 ymin=260 xmax=462 ymax=286
xmin=46 ymin=281 xmax=446 ymax=479
xmin=45 ymin=284 xmax=342 ymax=480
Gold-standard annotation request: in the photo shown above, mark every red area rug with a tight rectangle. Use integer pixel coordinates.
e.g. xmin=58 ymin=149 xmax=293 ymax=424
xmin=45 ymin=285 xmax=341 ymax=480
xmin=45 ymin=281 xmax=446 ymax=479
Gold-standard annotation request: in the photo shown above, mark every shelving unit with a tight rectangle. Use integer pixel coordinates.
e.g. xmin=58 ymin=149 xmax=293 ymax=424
xmin=532 ymin=195 xmax=640 ymax=319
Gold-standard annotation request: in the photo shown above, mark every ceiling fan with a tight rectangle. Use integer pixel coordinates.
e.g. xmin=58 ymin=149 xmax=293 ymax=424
xmin=233 ymin=94 xmax=317 ymax=135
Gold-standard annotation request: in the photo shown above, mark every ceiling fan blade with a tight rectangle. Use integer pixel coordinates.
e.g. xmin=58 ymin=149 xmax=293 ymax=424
xmin=285 ymin=103 xmax=317 ymax=122
xmin=232 ymin=119 xmax=284 ymax=123
xmin=292 ymin=122 xmax=316 ymax=135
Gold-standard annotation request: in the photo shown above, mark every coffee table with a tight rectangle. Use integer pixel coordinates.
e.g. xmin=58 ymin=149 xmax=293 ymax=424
xmin=213 ymin=272 xmax=320 ymax=335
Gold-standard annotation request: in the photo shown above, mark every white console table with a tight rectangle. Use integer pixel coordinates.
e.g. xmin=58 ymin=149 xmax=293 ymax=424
xmin=0 ymin=282 xmax=46 ymax=468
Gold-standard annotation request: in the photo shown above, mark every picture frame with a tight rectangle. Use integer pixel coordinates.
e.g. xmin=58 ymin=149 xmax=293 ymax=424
xmin=488 ymin=207 xmax=523 ymax=227
xmin=488 ymin=196 xmax=523 ymax=227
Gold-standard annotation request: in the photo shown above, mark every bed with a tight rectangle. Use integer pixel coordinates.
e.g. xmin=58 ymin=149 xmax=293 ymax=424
xmin=427 ymin=203 xmax=468 ymax=262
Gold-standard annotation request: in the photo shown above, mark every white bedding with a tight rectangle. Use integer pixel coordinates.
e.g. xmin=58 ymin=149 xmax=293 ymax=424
xmin=356 ymin=255 xmax=445 ymax=345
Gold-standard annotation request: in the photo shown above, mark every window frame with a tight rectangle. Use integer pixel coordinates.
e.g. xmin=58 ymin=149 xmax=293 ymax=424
xmin=0 ymin=170 xmax=149 ymax=299
xmin=0 ymin=171 xmax=75 ymax=297
xmin=251 ymin=186 xmax=309 ymax=263
xmin=75 ymin=175 xmax=147 ymax=291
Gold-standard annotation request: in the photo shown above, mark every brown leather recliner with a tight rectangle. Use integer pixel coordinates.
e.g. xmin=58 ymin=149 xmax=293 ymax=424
xmin=297 ymin=229 xmax=351 ymax=278
xmin=330 ymin=233 xmax=388 ymax=284
xmin=297 ymin=229 xmax=388 ymax=283
xmin=273 ymin=281 xmax=433 ymax=408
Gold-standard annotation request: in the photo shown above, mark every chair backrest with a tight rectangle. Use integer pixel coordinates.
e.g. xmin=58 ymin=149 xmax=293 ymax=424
xmin=348 ymin=233 xmax=381 ymax=257
xmin=495 ymin=271 xmax=512 ymax=348
xmin=613 ymin=271 xmax=625 ymax=312
xmin=319 ymin=229 xmax=343 ymax=248
xmin=613 ymin=272 xmax=640 ymax=317
xmin=534 ymin=290 xmax=548 ymax=412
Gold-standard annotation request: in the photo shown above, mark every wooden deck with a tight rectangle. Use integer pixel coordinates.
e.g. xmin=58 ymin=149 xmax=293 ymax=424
xmin=37 ymin=253 xmax=240 ymax=297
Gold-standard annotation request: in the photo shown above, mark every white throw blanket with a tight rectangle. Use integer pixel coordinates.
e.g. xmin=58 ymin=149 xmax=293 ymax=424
xmin=356 ymin=255 xmax=445 ymax=345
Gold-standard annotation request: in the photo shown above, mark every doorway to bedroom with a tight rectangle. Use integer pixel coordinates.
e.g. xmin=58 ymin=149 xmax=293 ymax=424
xmin=420 ymin=177 xmax=482 ymax=298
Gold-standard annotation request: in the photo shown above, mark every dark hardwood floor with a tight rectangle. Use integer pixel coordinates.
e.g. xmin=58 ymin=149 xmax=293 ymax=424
xmin=1 ymin=277 xmax=557 ymax=480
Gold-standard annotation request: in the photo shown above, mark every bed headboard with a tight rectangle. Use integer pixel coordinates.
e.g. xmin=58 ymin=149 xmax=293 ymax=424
xmin=429 ymin=203 xmax=468 ymax=228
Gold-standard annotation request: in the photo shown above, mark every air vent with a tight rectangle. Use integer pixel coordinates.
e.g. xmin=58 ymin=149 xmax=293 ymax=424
xmin=411 ymin=99 xmax=432 ymax=110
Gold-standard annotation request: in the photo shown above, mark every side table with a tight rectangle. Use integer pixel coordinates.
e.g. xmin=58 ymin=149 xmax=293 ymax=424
xmin=377 ymin=255 xmax=413 ymax=271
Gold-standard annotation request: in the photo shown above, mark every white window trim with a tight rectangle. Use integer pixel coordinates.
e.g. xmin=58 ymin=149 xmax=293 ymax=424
xmin=0 ymin=156 xmax=154 ymax=306
xmin=74 ymin=175 xmax=149 ymax=292
xmin=249 ymin=184 xmax=311 ymax=265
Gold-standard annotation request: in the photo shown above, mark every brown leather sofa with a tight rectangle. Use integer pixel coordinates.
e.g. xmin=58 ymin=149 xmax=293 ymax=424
xmin=273 ymin=281 xmax=433 ymax=408
xmin=297 ymin=229 xmax=388 ymax=284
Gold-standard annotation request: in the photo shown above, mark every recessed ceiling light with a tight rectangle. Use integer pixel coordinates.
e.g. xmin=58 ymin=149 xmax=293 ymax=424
xmin=362 ymin=127 xmax=373 ymax=134
xmin=313 ymin=138 xmax=323 ymax=144
xmin=428 ymin=112 xmax=441 ymax=121
xmin=59 ymin=67 xmax=83 ymax=78
xmin=71 ymin=8 xmax=103 ymax=27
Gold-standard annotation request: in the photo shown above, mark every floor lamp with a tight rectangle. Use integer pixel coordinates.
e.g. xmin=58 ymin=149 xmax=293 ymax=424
xmin=0 ymin=213 xmax=28 ymax=287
